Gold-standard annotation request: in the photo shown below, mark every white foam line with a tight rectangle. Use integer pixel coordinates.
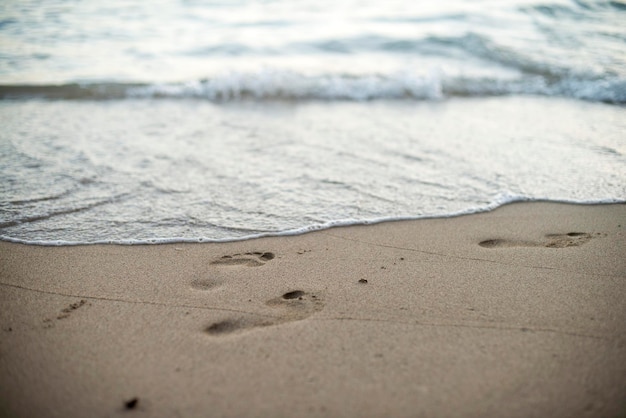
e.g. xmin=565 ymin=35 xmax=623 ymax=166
xmin=1 ymin=197 xmax=622 ymax=246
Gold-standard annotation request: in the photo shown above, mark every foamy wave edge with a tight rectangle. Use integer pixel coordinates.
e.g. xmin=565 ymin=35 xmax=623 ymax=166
xmin=1 ymin=71 xmax=625 ymax=103
xmin=1 ymin=197 xmax=623 ymax=246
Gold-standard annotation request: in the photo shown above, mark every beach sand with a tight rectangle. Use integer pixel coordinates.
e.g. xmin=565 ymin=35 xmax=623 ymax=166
xmin=1 ymin=202 xmax=625 ymax=418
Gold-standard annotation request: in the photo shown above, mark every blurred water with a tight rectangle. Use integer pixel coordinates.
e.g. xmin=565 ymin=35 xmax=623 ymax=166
xmin=0 ymin=0 xmax=625 ymax=244
xmin=1 ymin=0 xmax=625 ymax=101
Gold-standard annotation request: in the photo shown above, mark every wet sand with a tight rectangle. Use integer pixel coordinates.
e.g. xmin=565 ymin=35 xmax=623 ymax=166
xmin=1 ymin=202 xmax=625 ymax=417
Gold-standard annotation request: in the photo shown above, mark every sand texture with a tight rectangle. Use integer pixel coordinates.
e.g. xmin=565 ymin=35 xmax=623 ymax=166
xmin=1 ymin=202 xmax=625 ymax=417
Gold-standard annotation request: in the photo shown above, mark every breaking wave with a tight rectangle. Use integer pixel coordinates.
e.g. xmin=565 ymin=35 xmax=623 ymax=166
xmin=1 ymin=70 xmax=624 ymax=103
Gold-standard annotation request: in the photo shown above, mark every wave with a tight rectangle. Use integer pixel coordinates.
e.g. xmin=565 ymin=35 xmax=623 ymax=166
xmin=2 ymin=197 xmax=623 ymax=246
xmin=1 ymin=70 xmax=624 ymax=103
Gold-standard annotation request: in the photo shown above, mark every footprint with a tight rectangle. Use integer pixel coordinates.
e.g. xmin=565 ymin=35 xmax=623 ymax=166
xmin=479 ymin=232 xmax=596 ymax=249
xmin=204 ymin=290 xmax=323 ymax=336
xmin=265 ymin=290 xmax=324 ymax=322
xmin=204 ymin=317 xmax=272 ymax=336
xmin=57 ymin=299 xmax=88 ymax=320
xmin=210 ymin=252 xmax=275 ymax=267
xmin=43 ymin=299 xmax=89 ymax=326
xmin=190 ymin=278 xmax=221 ymax=291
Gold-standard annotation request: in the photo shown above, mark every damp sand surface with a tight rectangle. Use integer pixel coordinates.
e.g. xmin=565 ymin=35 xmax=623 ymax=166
xmin=1 ymin=202 xmax=625 ymax=417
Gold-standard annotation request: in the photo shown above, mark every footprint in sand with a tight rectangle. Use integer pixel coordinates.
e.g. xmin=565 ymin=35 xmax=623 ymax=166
xmin=190 ymin=278 xmax=221 ymax=291
xmin=479 ymin=232 xmax=599 ymax=249
xmin=204 ymin=290 xmax=323 ymax=336
xmin=56 ymin=299 xmax=88 ymax=319
xmin=42 ymin=299 xmax=89 ymax=327
xmin=190 ymin=252 xmax=275 ymax=290
xmin=210 ymin=252 xmax=275 ymax=267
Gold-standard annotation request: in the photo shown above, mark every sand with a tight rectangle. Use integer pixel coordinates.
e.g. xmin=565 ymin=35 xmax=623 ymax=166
xmin=0 ymin=202 xmax=625 ymax=418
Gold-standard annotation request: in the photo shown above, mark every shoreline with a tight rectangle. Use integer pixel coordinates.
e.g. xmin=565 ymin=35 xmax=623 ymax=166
xmin=2 ymin=199 xmax=625 ymax=247
xmin=1 ymin=201 xmax=625 ymax=417
xmin=3 ymin=96 xmax=625 ymax=248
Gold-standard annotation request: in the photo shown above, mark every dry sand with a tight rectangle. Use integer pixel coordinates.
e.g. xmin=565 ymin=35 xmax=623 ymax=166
xmin=1 ymin=202 xmax=625 ymax=418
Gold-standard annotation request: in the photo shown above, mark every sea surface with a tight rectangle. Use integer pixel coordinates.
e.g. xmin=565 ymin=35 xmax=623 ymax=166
xmin=1 ymin=0 xmax=625 ymax=245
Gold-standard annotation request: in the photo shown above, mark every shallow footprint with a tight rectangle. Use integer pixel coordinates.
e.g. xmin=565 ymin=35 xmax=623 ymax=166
xmin=544 ymin=232 xmax=593 ymax=248
xmin=479 ymin=232 xmax=596 ymax=249
xmin=265 ymin=290 xmax=324 ymax=322
xmin=190 ymin=278 xmax=221 ymax=291
xmin=210 ymin=252 xmax=275 ymax=267
xmin=204 ymin=290 xmax=323 ymax=337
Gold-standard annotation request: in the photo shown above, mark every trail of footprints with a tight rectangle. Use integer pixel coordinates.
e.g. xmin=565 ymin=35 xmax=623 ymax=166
xmin=201 ymin=251 xmax=323 ymax=336
xmin=199 ymin=231 xmax=602 ymax=335
xmin=479 ymin=232 xmax=601 ymax=249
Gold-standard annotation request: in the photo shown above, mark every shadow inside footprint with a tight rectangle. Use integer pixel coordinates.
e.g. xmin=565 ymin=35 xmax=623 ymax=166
xmin=479 ymin=239 xmax=520 ymax=248
xmin=190 ymin=278 xmax=221 ymax=291
xmin=211 ymin=252 xmax=275 ymax=267
xmin=205 ymin=319 xmax=242 ymax=335
xmin=282 ymin=290 xmax=305 ymax=299
xmin=205 ymin=318 xmax=272 ymax=336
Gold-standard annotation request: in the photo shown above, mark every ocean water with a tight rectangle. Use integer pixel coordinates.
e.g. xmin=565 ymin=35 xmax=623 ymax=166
xmin=0 ymin=0 xmax=625 ymax=245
